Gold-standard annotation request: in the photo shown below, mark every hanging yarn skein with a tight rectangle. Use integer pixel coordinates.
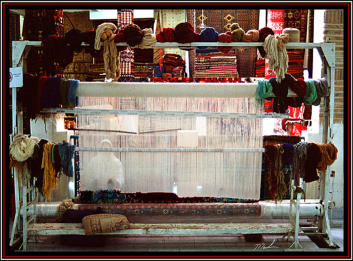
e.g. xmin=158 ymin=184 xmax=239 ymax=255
xmin=95 ymin=22 xmax=120 ymax=82
xmin=263 ymin=34 xmax=289 ymax=83
xmin=317 ymin=143 xmax=338 ymax=171
xmin=10 ymin=134 xmax=40 ymax=163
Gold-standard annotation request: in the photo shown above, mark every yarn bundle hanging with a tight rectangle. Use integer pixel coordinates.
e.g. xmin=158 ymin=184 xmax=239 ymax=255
xmin=95 ymin=22 xmax=121 ymax=82
xmin=263 ymin=34 xmax=289 ymax=83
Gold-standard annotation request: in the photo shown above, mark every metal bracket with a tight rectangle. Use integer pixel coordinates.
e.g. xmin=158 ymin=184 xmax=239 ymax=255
xmin=12 ymin=41 xmax=41 ymax=67
xmin=319 ymin=43 xmax=336 ymax=68
xmin=12 ymin=41 xmax=29 ymax=67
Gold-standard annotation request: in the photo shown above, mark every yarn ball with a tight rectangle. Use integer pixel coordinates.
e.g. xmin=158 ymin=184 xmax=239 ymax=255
xmin=230 ymin=23 xmax=245 ymax=42
xmin=199 ymin=27 xmax=218 ymax=42
xmin=122 ymin=24 xmax=144 ymax=47
xmin=242 ymin=29 xmax=259 ymax=42
xmin=218 ymin=32 xmax=233 ymax=53
xmin=283 ymin=28 xmax=300 ymax=42
xmin=64 ymin=29 xmax=84 ymax=52
xmin=114 ymin=30 xmax=128 ymax=52
xmin=156 ymin=28 xmax=175 ymax=42
xmin=199 ymin=27 xmax=218 ymax=50
xmin=290 ymin=78 xmax=307 ymax=97
xmin=259 ymin=27 xmax=275 ymax=42
xmin=174 ymin=22 xmax=199 ymax=43
xmin=258 ymin=27 xmax=275 ymax=58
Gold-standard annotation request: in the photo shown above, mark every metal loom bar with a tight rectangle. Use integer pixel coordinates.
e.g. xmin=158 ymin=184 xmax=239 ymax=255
xmin=76 ymin=147 xmax=265 ymax=153
xmin=41 ymin=108 xmax=289 ymax=118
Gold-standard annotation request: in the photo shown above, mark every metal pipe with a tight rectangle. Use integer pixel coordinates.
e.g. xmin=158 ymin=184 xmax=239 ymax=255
xmin=41 ymin=108 xmax=290 ymax=119
xmin=14 ymin=40 xmax=326 ymax=49
xmin=75 ymin=147 xmax=265 ymax=153
xmin=76 ymin=81 xmax=299 ymax=98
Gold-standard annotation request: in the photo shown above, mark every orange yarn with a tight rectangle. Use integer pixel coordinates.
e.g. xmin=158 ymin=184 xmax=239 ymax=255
xmin=317 ymin=143 xmax=338 ymax=171
xmin=41 ymin=142 xmax=58 ymax=199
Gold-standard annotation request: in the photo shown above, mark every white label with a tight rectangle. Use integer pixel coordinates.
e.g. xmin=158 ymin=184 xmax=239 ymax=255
xmin=9 ymin=67 xmax=23 ymax=88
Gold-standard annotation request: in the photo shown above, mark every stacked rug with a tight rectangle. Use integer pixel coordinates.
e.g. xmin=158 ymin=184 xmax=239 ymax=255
xmin=132 ymin=63 xmax=155 ymax=79
xmin=193 ymin=51 xmax=239 ymax=79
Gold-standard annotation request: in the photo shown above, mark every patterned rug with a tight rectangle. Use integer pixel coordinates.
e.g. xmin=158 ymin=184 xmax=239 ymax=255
xmin=76 ymin=202 xmax=262 ymax=217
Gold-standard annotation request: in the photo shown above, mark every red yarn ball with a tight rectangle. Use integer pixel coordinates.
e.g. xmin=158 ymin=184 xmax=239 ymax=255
xmin=218 ymin=33 xmax=233 ymax=53
xmin=258 ymin=26 xmax=275 ymax=58
xmin=156 ymin=28 xmax=175 ymax=42
xmin=174 ymin=22 xmax=199 ymax=43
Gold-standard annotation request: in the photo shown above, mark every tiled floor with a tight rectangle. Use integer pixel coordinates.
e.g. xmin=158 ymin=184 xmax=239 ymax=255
xmin=26 ymin=227 xmax=344 ymax=253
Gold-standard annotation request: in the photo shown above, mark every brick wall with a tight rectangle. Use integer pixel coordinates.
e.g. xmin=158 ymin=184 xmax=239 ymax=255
xmin=323 ymin=9 xmax=344 ymax=123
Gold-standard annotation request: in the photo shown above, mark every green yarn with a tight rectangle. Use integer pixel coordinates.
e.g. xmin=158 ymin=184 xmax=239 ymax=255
xmin=304 ymin=80 xmax=318 ymax=105
xmin=256 ymin=80 xmax=273 ymax=104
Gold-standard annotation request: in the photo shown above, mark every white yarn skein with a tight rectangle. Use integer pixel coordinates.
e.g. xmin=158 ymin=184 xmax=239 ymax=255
xmin=264 ymin=34 xmax=288 ymax=83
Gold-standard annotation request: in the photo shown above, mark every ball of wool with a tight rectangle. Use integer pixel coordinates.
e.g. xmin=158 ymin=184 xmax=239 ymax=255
xmin=218 ymin=32 xmax=233 ymax=53
xmin=199 ymin=27 xmax=218 ymax=50
xmin=242 ymin=29 xmax=259 ymax=42
xmin=259 ymin=27 xmax=275 ymax=42
xmin=114 ymin=30 xmax=127 ymax=52
xmin=290 ymin=78 xmax=307 ymax=97
xmin=157 ymin=28 xmax=175 ymax=42
xmin=283 ymin=27 xmax=300 ymax=42
xmin=122 ymin=24 xmax=144 ymax=47
xmin=10 ymin=134 xmax=40 ymax=162
xmin=258 ymin=27 xmax=275 ymax=58
xmin=163 ymin=28 xmax=175 ymax=42
xmin=174 ymin=22 xmax=199 ymax=43
xmin=230 ymin=23 xmax=245 ymax=42
xmin=199 ymin=27 xmax=218 ymax=42
xmin=58 ymin=199 xmax=74 ymax=217
xmin=64 ymin=29 xmax=84 ymax=53
xmin=94 ymin=22 xmax=117 ymax=50
xmin=138 ymin=28 xmax=157 ymax=49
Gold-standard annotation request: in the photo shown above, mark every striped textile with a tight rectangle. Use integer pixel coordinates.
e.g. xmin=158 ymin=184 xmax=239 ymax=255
xmin=118 ymin=9 xmax=134 ymax=77
xmin=153 ymin=11 xmax=164 ymax=64
xmin=193 ymin=51 xmax=239 ymax=79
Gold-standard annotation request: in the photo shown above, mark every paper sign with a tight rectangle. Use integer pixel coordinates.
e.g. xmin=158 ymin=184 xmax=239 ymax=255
xmin=10 ymin=67 xmax=23 ymax=88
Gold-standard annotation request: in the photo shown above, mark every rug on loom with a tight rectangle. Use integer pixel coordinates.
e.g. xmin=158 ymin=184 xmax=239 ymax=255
xmin=76 ymin=202 xmax=262 ymax=217
xmin=77 ymin=191 xmax=259 ymax=204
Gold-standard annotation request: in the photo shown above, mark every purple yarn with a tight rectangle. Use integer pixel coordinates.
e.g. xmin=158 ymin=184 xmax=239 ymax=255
xmin=40 ymin=77 xmax=61 ymax=108
xmin=199 ymin=27 xmax=219 ymax=51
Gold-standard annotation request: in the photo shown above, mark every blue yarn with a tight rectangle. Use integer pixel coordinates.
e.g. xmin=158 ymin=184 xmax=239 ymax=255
xmin=67 ymin=79 xmax=79 ymax=107
xmin=40 ymin=77 xmax=61 ymax=108
xmin=58 ymin=143 xmax=76 ymax=177
xmin=198 ymin=27 xmax=218 ymax=50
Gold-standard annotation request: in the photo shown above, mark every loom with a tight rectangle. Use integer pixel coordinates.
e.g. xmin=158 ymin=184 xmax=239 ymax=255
xmin=10 ymin=41 xmax=337 ymax=251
